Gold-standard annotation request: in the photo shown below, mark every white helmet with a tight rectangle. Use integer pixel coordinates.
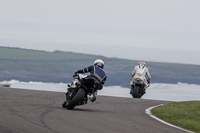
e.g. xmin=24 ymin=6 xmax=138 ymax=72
xmin=94 ymin=59 xmax=104 ymax=69
xmin=138 ymin=61 xmax=145 ymax=68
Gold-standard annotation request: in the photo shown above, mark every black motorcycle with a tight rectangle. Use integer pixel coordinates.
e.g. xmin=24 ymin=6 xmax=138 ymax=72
xmin=62 ymin=74 xmax=100 ymax=110
xmin=130 ymin=78 xmax=147 ymax=98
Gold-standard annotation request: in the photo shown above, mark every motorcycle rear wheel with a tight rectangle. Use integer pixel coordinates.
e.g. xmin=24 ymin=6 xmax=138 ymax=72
xmin=66 ymin=88 xmax=85 ymax=110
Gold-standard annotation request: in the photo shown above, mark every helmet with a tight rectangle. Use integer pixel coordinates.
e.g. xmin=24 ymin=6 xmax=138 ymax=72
xmin=138 ymin=61 xmax=145 ymax=68
xmin=94 ymin=59 xmax=104 ymax=69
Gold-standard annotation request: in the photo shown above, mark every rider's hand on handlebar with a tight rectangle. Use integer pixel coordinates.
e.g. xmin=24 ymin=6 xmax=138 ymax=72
xmin=73 ymin=73 xmax=78 ymax=78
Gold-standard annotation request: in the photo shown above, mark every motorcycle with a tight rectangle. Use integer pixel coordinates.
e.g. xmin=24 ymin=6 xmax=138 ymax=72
xmin=130 ymin=78 xmax=148 ymax=98
xmin=62 ymin=73 xmax=100 ymax=110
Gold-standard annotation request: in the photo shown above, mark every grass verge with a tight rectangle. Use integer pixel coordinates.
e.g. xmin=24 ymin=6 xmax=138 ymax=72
xmin=152 ymin=101 xmax=200 ymax=133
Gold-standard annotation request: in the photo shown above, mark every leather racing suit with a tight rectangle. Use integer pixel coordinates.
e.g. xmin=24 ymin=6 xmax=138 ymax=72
xmin=131 ymin=65 xmax=151 ymax=88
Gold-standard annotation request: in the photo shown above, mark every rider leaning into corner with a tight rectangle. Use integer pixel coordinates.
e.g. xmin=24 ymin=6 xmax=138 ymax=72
xmin=68 ymin=59 xmax=107 ymax=102
xmin=130 ymin=61 xmax=151 ymax=94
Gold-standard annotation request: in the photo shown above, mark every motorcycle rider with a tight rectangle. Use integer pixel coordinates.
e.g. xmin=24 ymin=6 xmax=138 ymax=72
xmin=130 ymin=61 xmax=151 ymax=94
xmin=68 ymin=59 xmax=107 ymax=102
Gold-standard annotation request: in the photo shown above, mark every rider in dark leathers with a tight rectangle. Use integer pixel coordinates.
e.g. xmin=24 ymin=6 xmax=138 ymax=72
xmin=69 ymin=59 xmax=107 ymax=102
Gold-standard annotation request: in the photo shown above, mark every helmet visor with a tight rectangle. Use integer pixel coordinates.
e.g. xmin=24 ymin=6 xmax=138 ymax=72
xmin=95 ymin=62 xmax=104 ymax=68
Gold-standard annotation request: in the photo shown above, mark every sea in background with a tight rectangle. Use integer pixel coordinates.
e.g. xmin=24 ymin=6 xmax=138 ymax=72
xmin=1 ymin=80 xmax=200 ymax=102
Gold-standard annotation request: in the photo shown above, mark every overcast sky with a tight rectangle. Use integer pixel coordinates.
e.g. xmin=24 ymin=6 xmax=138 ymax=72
xmin=0 ymin=0 xmax=200 ymax=64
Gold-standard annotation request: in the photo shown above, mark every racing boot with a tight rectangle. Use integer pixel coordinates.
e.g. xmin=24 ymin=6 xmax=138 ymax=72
xmin=70 ymin=79 xmax=79 ymax=88
xmin=87 ymin=93 xmax=96 ymax=102
xmin=66 ymin=79 xmax=80 ymax=93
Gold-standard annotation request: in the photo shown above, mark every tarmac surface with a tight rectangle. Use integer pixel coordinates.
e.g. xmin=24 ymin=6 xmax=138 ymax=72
xmin=0 ymin=87 xmax=187 ymax=133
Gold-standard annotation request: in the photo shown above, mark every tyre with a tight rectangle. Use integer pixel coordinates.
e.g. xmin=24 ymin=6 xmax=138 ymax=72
xmin=133 ymin=86 xmax=140 ymax=98
xmin=66 ymin=88 xmax=85 ymax=110
xmin=62 ymin=101 xmax=66 ymax=108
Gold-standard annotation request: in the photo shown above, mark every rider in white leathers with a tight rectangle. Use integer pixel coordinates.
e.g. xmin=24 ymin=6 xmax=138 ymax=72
xmin=130 ymin=61 xmax=151 ymax=93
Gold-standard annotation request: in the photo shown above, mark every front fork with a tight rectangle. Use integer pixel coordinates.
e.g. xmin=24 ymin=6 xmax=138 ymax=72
xmin=130 ymin=84 xmax=134 ymax=94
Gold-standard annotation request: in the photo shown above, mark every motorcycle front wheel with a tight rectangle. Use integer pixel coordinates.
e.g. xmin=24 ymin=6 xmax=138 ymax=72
xmin=66 ymin=88 xmax=85 ymax=110
xmin=132 ymin=86 xmax=141 ymax=98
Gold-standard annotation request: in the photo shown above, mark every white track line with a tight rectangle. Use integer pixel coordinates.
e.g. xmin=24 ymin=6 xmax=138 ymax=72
xmin=145 ymin=104 xmax=196 ymax=133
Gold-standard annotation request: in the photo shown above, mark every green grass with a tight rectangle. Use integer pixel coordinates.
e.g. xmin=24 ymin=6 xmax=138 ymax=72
xmin=152 ymin=101 xmax=200 ymax=133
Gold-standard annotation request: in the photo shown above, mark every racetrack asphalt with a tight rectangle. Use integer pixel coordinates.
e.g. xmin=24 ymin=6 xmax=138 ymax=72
xmin=0 ymin=87 xmax=187 ymax=133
